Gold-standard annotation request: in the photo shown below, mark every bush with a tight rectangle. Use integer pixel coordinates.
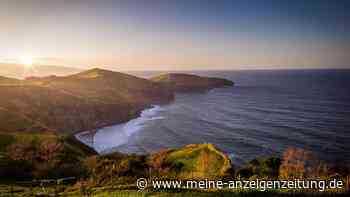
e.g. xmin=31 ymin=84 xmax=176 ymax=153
xmin=82 ymin=152 xmax=149 ymax=185
xmin=3 ymin=137 xmax=86 ymax=179
xmin=279 ymin=147 xmax=328 ymax=179
xmin=235 ymin=156 xmax=281 ymax=179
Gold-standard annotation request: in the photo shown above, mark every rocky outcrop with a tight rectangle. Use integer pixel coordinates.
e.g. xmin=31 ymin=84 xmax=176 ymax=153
xmin=151 ymin=73 xmax=234 ymax=93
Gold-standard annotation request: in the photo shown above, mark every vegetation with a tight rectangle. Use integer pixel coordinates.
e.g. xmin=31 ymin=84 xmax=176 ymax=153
xmin=0 ymin=68 xmax=347 ymax=196
xmin=0 ymin=69 xmax=234 ymax=134
xmin=0 ymin=132 xmax=95 ymax=179
xmin=235 ymin=156 xmax=281 ymax=179
xmin=151 ymin=73 xmax=234 ymax=92
xmin=0 ymin=68 xmax=174 ymax=134
xmin=149 ymin=144 xmax=232 ymax=179
xmin=0 ymin=139 xmax=349 ymax=196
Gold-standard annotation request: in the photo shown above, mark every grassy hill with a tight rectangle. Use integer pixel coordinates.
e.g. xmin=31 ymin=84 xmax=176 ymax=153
xmin=150 ymin=143 xmax=232 ymax=179
xmin=151 ymin=73 xmax=234 ymax=92
xmin=0 ymin=68 xmax=174 ymax=134
xmin=0 ymin=142 xmax=349 ymax=196
xmin=0 ymin=68 xmax=235 ymax=134
xmin=35 ymin=68 xmax=174 ymax=104
xmin=0 ymin=143 xmax=234 ymax=195
xmin=75 ymin=143 xmax=232 ymax=187
xmin=0 ymin=108 xmax=47 ymax=133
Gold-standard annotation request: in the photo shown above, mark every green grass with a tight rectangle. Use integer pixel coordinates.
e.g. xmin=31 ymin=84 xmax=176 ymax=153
xmin=163 ymin=144 xmax=231 ymax=179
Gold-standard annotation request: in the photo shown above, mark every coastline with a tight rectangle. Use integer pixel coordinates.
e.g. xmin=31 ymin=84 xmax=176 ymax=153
xmin=75 ymin=105 xmax=165 ymax=154
xmin=73 ymin=77 xmax=234 ymax=154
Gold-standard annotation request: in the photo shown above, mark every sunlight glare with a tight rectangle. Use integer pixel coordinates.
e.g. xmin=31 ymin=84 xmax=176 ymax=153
xmin=20 ymin=54 xmax=33 ymax=67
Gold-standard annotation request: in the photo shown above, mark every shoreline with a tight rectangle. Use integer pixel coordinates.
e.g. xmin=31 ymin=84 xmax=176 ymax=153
xmin=75 ymin=105 xmax=165 ymax=154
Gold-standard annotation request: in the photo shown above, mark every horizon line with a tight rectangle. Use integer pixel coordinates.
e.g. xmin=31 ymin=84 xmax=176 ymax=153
xmin=1 ymin=62 xmax=350 ymax=72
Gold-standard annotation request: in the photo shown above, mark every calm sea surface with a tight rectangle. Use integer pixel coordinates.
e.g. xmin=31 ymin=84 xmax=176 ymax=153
xmin=77 ymin=69 xmax=350 ymax=165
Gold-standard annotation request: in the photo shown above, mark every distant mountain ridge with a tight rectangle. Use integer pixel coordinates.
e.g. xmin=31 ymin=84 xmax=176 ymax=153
xmin=0 ymin=76 xmax=19 ymax=85
xmin=0 ymin=63 xmax=82 ymax=79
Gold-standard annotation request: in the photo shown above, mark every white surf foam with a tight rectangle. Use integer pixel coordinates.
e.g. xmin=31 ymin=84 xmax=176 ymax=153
xmin=93 ymin=105 xmax=165 ymax=153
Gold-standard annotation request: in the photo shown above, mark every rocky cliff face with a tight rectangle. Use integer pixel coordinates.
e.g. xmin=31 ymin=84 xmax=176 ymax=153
xmin=151 ymin=73 xmax=234 ymax=93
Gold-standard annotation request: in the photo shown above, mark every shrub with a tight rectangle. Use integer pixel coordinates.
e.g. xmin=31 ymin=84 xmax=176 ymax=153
xmin=4 ymin=137 xmax=86 ymax=179
xmin=279 ymin=147 xmax=328 ymax=179
xmin=235 ymin=156 xmax=281 ymax=179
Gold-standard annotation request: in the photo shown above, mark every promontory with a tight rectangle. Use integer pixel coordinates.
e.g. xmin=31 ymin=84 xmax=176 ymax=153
xmin=0 ymin=68 xmax=234 ymax=134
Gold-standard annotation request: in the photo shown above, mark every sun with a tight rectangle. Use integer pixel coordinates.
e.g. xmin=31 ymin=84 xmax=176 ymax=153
xmin=20 ymin=54 xmax=33 ymax=67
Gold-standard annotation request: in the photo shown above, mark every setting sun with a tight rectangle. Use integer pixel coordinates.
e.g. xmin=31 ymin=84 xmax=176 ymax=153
xmin=20 ymin=54 xmax=33 ymax=67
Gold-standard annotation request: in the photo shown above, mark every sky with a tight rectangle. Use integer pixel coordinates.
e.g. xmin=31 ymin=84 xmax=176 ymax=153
xmin=0 ymin=0 xmax=349 ymax=70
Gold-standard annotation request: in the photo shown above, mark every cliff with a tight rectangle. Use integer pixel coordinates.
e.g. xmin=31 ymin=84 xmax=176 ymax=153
xmin=151 ymin=73 xmax=234 ymax=92
xmin=0 ymin=68 xmax=174 ymax=134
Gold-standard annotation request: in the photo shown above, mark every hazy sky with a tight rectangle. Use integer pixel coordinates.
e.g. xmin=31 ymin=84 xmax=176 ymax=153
xmin=1 ymin=0 xmax=349 ymax=70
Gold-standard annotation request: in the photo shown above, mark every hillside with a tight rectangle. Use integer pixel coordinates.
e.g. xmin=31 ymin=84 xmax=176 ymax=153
xmin=151 ymin=73 xmax=234 ymax=92
xmin=0 ymin=143 xmax=234 ymax=195
xmin=0 ymin=68 xmax=174 ymax=134
xmin=0 ymin=76 xmax=20 ymax=85
xmin=149 ymin=143 xmax=232 ymax=179
xmin=0 ymin=131 xmax=96 ymax=179
xmin=0 ymin=84 xmax=142 ymax=134
xmin=1 ymin=141 xmax=349 ymax=195
xmin=0 ymin=69 xmax=235 ymax=134
xmin=32 ymin=68 xmax=174 ymax=104
xmin=79 ymin=143 xmax=232 ymax=187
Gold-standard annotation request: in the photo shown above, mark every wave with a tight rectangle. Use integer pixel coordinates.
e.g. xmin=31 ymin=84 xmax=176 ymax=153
xmin=93 ymin=105 xmax=165 ymax=153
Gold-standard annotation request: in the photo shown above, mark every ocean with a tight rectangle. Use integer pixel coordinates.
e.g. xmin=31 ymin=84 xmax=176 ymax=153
xmin=76 ymin=69 xmax=350 ymax=165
